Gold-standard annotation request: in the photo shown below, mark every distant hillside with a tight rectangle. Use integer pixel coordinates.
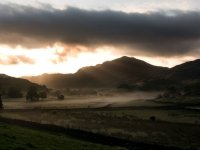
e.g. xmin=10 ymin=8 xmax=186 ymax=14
xmin=169 ymin=59 xmax=200 ymax=81
xmin=23 ymin=56 xmax=169 ymax=88
xmin=0 ymin=74 xmax=46 ymax=91
xmin=140 ymin=59 xmax=200 ymax=90
xmin=23 ymin=73 xmax=73 ymax=89
xmin=22 ymin=56 xmax=200 ymax=89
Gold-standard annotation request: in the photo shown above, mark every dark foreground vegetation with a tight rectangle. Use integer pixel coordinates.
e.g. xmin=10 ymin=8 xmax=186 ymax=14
xmin=2 ymin=104 xmax=200 ymax=150
xmin=0 ymin=118 xmax=126 ymax=150
xmin=0 ymin=117 xmax=184 ymax=150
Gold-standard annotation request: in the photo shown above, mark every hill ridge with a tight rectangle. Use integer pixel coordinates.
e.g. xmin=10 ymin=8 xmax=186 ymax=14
xmin=22 ymin=56 xmax=171 ymax=88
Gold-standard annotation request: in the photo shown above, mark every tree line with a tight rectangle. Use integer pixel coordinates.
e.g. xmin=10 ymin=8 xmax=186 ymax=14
xmin=0 ymin=85 xmax=65 ymax=102
xmin=0 ymin=86 xmax=47 ymax=101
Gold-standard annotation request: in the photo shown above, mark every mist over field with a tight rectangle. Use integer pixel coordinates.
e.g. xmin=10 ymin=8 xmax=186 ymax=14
xmin=3 ymin=91 xmax=159 ymax=109
xmin=0 ymin=1 xmax=200 ymax=150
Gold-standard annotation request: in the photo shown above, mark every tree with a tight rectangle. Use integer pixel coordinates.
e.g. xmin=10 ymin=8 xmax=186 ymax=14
xmin=57 ymin=94 xmax=64 ymax=100
xmin=39 ymin=91 xmax=47 ymax=99
xmin=0 ymin=87 xmax=6 ymax=96
xmin=7 ymin=87 xmax=23 ymax=98
xmin=26 ymin=86 xmax=39 ymax=101
xmin=0 ymin=94 xmax=3 ymax=110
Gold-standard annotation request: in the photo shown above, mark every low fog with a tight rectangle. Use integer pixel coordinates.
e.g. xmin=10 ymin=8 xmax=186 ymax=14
xmin=3 ymin=92 xmax=159 ymax=109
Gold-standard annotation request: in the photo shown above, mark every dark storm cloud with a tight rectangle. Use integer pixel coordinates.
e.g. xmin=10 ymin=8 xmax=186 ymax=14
xmin=0 ymin=4 xmax=200 ymax=56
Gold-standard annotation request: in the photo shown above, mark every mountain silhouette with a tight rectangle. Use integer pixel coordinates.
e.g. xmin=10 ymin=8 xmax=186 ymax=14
xmin=23 ymin=57 xmax=200 ymax=89
xmin=0 ymin=74 xmax=46 ymax=90
xmin=169 ymin=59 xmax=200 ymax=81
xmin=23 ymin=56 xmax=170 ymax=88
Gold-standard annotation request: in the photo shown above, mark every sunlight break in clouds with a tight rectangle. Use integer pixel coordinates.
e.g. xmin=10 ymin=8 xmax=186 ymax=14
xmin=0 ymin=45 xmax=119 ymax=77
xmin=135 ymin=56 xmax=197 ymax=68
xmin=0 ymin=2 xmax=200 ymax=77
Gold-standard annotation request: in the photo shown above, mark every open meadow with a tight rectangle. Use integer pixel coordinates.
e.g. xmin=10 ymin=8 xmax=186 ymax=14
xmin=0 ymin=122 xmax=126 ymax=150
xmin=1 ymin=93 xmax=200 ymax=150
xmin=1 ymin=1 xmax=200 ymax=149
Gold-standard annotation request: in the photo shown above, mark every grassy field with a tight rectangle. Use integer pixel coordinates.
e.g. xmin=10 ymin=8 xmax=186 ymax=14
xmin=0 ymin=122 xmax=125 ymax=150
xmin=2 ymin=107 xmax=200 ymax=149
xmin=1 ymin=95 xmax=200 ymax=149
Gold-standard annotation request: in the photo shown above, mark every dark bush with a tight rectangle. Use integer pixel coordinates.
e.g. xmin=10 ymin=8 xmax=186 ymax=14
xmin=57 ymin=94 xmax=64 ymax=100
xmin=150 ymin=116 xmax=156 ymax=121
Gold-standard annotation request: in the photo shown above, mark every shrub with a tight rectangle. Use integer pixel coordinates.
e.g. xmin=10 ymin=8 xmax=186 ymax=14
xmin=150 ymin=116 xmax=156 ymax=121
xmin=57 ymin=94 xmax=64 ymax=100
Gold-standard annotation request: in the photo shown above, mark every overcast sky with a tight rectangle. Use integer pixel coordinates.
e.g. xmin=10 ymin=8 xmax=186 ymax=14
xmin=1 ymin=0 xmax=200 ymax=12
xmin=0 ymin=0 xmax=200 ymax=76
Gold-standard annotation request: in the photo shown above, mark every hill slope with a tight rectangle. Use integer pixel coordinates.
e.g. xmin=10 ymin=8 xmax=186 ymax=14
xmin=22 ymin=57 xmax=200 ymax=89
xmin=169 ymin=59 xmax=200 ymax=81
xmin=0 ymin=74 xmax=46 ymax=91
xmin=23 ymin=56 xmax=169 ymax=88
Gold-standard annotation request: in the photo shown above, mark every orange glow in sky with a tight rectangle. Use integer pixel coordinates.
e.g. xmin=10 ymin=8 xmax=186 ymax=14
xmin=0 ymin=44 xmax=197 ymax=77
xmin=0 ymin=45 xmax=120 ymax=77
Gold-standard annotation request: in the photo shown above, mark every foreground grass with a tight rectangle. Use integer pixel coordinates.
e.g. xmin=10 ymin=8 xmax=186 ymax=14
xmin=3 ymin=108 xmax=200 ymax=149
xmin=0 ymin=123 xmax=125 ymax=150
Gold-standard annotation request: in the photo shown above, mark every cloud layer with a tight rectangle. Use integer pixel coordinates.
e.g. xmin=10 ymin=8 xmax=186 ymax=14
xmin=0 ymin=4 xmax=200 ymax=56
xmin=0 ymin=55 xmax=35 ymax=65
